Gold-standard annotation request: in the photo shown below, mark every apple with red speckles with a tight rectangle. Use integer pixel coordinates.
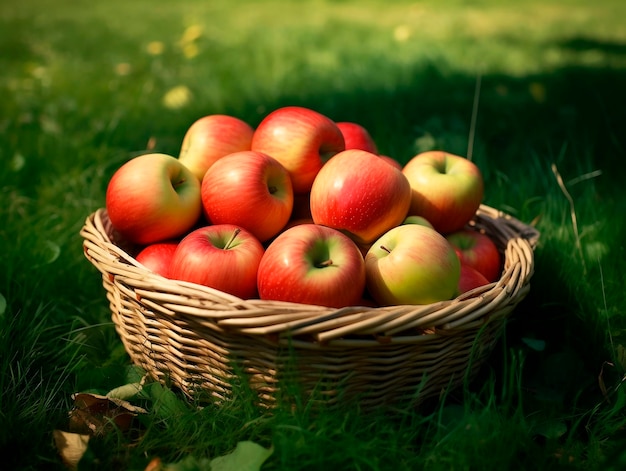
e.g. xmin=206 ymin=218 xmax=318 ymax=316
xmin=251 ymin=106 xmax=345 ymax=194
xmin=201 ymin=150 xmax=293 ymax=242
xmin=257 ymin=224 xmax=366 ymax=308
xmin=310 ymin=149 xmax=411 ymax=245
xmin=169 ymin=224 xmax=264 ymax=299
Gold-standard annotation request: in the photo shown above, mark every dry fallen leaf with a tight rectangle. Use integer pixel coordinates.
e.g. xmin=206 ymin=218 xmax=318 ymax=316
xmin=54 ymin=390 xmax=148 ymax=469
xmin=53 ymin=430 xmax=90 ymax=470
xmin=69 ymin=392 xmax=147 ymax=436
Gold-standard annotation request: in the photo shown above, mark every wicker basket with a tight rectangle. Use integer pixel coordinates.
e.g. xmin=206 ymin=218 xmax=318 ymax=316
xmin=80 ymin=204 xmax=539 ymax=410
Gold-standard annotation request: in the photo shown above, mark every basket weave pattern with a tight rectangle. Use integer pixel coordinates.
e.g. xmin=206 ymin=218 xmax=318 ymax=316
xmin=81 ymin=204 xmax=539 ymax=409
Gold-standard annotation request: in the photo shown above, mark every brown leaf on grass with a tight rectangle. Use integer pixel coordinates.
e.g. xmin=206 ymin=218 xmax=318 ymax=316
xmin=53 ymin=430 xmax=90 ymax=470
xmin=69 ymin=392 xmax=147 ymax=436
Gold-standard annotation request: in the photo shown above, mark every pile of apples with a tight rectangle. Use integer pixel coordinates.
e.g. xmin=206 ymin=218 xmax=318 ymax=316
xmin=105 ymin=106 xmax=501 ymax=308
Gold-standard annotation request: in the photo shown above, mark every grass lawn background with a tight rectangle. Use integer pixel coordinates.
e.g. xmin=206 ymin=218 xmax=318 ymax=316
xmin=1 ymin=0 xmax=626 ymax=469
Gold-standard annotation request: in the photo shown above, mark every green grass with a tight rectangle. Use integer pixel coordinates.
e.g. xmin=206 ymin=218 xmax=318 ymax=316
xmin=2 ymin=0 xmax=626 ymax=469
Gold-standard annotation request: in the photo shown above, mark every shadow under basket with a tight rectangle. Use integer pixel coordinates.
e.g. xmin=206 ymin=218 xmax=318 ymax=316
xmin=80 ymin=205 xmax=539 ymax=410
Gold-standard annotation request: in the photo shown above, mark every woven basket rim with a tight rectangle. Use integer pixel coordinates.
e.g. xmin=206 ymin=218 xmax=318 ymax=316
xmin=80 ymin=204 xmax=539 ymax=344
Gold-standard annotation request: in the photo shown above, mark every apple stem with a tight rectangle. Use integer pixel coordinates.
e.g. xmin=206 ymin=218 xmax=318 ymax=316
xmin=173 ymin=177 xmax=187 ymax=189
xmin=224 ymin=228 xmax=241 ymax=250
xmin=436 ymin=157 xmax=448 ymax=174
xmin=268 ymin=185 xmax=278 ymax=195
xmin=316 ymin=259 xmax=333 ymax=268
xmin=380 ymin=245 xmax=391 ymax=254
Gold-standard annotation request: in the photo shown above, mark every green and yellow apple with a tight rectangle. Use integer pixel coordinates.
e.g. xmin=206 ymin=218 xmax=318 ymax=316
xmin=402 ymin=215 xmax=434 ymax=229
xmin=365 ymin=224 xmax=460 ymax=305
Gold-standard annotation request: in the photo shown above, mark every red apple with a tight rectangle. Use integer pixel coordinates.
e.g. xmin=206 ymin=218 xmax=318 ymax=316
xmin=251 ymin=106 xmax=345 ymax=193
xmin=257 ymin=224 xmax=366 ymax=308
xmin=105 ymin=153 xmax=202 ymax=245
xmin=336 ymin=121 xmax=378 ymax=154
xmin=178 ymin=114 xmax=254 ymax=181
xmin=446 ymin=228 xmax=502 ymax=282
xmin=379 ymin=154 xmax=403 ymax=170
xmin=365 ymin=224 xmax=460 ymax=305
xmin=310 ymin=149 xmax=411 ymax=245
xmin=169 ymin=224 xmax=264 ymax=299
xmin=458 ymin=264 xmax=491 ymax=295
xmin=402 ymin=151 xmax=484 ymax=234
xmin=201 ymin=150 xmax=294 ymax=242
xmin=135 ymin=241 xmax=179 ymax=278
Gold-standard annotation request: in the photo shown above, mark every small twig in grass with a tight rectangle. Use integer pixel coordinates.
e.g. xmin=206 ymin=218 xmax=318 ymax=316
xmin=551 ymin=162 xmax=586 ymax=274
xmin=567 ymin=169 xmax=602 ymax=186
xmin=467 ymin=72 xmax=482 ymax=162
